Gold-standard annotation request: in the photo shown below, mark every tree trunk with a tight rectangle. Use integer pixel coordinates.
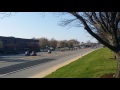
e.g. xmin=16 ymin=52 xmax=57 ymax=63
xmin=113 ymin=52 xmax=117 ymax=60
xmin=113 ymin=52 xmax=120 ymax=78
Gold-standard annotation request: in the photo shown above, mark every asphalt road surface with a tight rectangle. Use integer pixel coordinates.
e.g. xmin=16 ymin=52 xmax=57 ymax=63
xmin=0 ymin=48 xmax=97 ymax=78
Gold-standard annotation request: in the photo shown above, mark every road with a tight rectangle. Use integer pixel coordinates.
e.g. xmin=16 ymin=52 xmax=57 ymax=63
xmin=0 ymin=48 xmax=97 ymax=78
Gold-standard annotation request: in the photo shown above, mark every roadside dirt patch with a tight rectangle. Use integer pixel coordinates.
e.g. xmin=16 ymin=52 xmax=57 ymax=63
xmin=100 ymin=73 xmax=115 ymax=78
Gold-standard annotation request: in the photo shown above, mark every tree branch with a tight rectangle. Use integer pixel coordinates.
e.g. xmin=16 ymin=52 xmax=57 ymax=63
xmin=68 ymin=12 xmax=117 ymax=52
xmin=0 ymin=12 xmax=12 ymax=19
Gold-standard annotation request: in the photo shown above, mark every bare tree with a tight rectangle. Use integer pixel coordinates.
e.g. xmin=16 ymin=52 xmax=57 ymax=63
xmin=60 ymin=12 xmax=120 ymax=78
xmin=0 ymin=12 xmax=17 ymax=19
xmin=49 ymin=38 xmax=57 ymax=49
xmin=86 ymin=40 xmax=92 ymax=46
xmin=57 ymin=41 xmax=62 ymax=48
xmin=38 ymin=37 xmax=49 ymax=50
xmin=58 ymin=41 xmax=64 ymax=48
xmin=67 ymin=40 xmax=74 ymax=49
xmin=57 ymin=40 xmax=68 ymax=48
xmin=62 ymin=40 xmax=68 ymax=47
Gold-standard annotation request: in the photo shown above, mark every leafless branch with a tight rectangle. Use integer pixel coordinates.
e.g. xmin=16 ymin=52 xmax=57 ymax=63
xmin=59 ymin=18 xmax=77 ymax=27
xmin=0 ymin=12 xmax=12 ymax=19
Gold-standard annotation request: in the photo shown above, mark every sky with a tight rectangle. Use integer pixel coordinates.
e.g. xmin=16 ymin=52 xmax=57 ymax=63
xmin=0 ymin=12 xmax=97 ymax=43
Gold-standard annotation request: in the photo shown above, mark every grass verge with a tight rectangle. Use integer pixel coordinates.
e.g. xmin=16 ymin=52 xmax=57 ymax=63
xmin=45 ymin=48 xmax=116 ymax=78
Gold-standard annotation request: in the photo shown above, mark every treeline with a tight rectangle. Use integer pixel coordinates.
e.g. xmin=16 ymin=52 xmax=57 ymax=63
xmin=37 ymin=37 xmax=80 ymax=50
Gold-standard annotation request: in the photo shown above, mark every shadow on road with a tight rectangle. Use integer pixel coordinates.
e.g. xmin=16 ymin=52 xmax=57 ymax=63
xmin=0 ymin=59 xmax=29 ymax=63
xmin=0 ymin=58 xmax=55 ymax=74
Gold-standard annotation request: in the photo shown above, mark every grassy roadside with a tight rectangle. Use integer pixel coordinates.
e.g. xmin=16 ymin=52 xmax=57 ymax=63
xmin=45 ymin=48 xmax=116 ymax=78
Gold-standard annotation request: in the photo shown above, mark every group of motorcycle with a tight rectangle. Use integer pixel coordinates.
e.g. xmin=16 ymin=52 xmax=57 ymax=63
xmin=25 ymin=49 xmax=52 ymax=56
xmin=25 ymin=51 xmax=37 ymax=56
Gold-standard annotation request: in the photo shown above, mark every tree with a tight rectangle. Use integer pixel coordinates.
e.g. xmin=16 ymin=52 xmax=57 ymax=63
xmin=62 ymin=40 xmax=68 ymax=47
xmin=57 ymin=41 xmax=61 ymax=48
xmin=86 ymin=40 xmax=92 ymax=47
xmin=57 ymin=40 xmax=68 ymax=48
xmin=38 ymin=37 xmax=49 ymax=50
xmin=60 ymin=12 xmax=120 ymax=78
xmin=67 ymin=39 xmax=80 ymax=48
xmin=0 ymin=12 xmax=16 ymax=19
xmin=49 ymin=38 xmax=57 ymax=49
xmin=67 ymin=40 xmax=74 ymax=48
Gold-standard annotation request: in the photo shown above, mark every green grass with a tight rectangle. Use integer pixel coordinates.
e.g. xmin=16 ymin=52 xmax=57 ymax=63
xmin=45 ymin=48 xmax=117 ymax=78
